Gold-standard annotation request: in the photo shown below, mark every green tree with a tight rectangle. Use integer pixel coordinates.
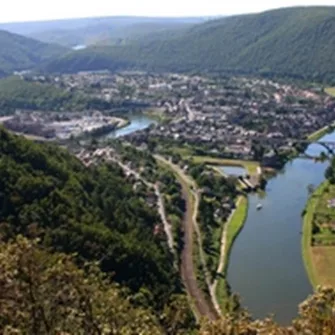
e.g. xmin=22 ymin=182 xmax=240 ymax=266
xmin=0 ymin=236 xmax=162 ymax=334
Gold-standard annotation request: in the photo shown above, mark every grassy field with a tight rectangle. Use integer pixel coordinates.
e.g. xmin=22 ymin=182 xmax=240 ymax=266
xmin=311 ymin=247 xmax=335 ymax=287
xmin=308 ymin=126 xmax=331 ymax=141
xmin=302 ymin=182 xmax=335 ymax=288
xmin=215 ymin=196 xmax=248 ymax=311
xmin=191 ymin=156 xmax=259 ymax=175
xmin=223 ymin=196 xmax=249 ymax=273
xmin=325 ymin=87 xmax=335 ymax=97
xmin=307 ymin=123 xmax=335 ymax=141
xmin=216 ymin=277 xmax=229 ymax=312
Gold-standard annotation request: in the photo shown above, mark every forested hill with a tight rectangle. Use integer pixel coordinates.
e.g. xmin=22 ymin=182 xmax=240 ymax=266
xmin=0 ymin=30 xmax=66 ymax=75
xmin=0 ymin=76 xmax=110 ymax=114
xmin=0 ymin=128 xmax=178 ymax=308
xmin=44 ymin=7 xmax=335 ymax=82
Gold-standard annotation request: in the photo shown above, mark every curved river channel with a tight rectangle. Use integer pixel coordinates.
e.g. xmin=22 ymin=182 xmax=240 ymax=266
xmin=105 ymin=114 xmax=332 ymax=323
xmin=227 ymin=130 xmax=335 ymax=324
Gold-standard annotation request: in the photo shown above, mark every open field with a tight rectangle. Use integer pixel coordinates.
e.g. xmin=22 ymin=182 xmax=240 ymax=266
xmin=302 ymin=182 xmax=335 ymax=288
xmin=311 ymin=247 xmax=335 ymax=287
xmin=214 ymin=196 xmax=248 ymax=311
xmin=302 ymin=183 xmax=321 ymax=288
xmin=325 ymin=87 xmax=335 ymax=97
xmin=308 ymin=123 xmax=335 ymax=141
xmin=308 ymin=126 xmax=331 ymax=141
xmin=223 ymin=196 xmax=249 ymax=273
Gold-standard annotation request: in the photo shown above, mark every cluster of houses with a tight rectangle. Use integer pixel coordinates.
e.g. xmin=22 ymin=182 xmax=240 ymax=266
xmin=116 ymin=74 xmax=335 ymax=161
xmin=25 ymin=72 xmax=335 ymax=164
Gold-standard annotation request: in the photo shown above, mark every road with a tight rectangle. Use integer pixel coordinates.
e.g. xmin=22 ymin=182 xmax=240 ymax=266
xmin=107 ymin=153 xmax=175 ymax=253
xmin=155 ymin=155 xmax=218 ymax=320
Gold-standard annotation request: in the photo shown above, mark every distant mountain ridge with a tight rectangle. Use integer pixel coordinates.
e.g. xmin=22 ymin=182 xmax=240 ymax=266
xmin=0 ymin=30 xmax=66 ymax=75
xmin=43 ymin=7 xmax=335 ymax=82
xmin=0 ymin=16 xmax=210 ymax=48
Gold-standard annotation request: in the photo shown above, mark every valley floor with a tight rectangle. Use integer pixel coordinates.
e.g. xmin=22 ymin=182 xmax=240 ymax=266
xmin=303 ymin=182 xmax=335 ymax=288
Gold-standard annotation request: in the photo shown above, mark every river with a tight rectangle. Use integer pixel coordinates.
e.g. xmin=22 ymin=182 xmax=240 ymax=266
xmin=106 ymin=113 xmax=157 ymax=138
xmin=227 ymin=130 xmax=335 ymax=324
xmin=103 ymin=112 xmax=331 ymax=323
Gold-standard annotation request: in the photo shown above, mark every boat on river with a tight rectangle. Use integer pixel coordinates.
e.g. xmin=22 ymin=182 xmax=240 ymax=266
xmin=257 ymin=203 xmax=263 ymax=210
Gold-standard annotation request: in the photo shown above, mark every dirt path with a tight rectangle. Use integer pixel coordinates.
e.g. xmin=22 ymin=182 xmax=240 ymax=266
xmin=210 ymin=197 xmax=242 ymax=315
xmin=155 ymin=155 xmax=218 ymax=321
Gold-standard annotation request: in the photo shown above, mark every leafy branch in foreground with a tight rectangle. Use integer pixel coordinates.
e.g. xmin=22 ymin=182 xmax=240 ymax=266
xmin=0 ymin=236 xmax=162 ymax=334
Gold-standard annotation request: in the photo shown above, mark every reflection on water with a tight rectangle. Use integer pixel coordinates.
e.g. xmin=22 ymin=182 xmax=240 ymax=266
xmin=227 ymin=132 xmax=335 ymax=324
xmin=106 ymin=114 xmax=157 ymax=138
xmin=220 ymin=165 xmax=246 ymax=176
xmin=72 ymin=44 xmax=87 ymax=50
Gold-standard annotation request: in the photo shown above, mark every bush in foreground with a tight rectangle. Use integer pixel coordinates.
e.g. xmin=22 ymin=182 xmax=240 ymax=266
xmin=1 ymin=236 xmax=335 ymax=334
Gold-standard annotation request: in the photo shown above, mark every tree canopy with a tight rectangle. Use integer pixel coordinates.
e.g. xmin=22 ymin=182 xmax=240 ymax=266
xmin=0 ymin=76 xmax=110 ymax=114
xmin=0 ymin=29 xmax=65 ymax=76
xmin=0 ymin=128 xmax=178 ymax=308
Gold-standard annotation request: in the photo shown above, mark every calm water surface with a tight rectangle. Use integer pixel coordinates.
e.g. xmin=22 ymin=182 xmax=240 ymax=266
xmin=72 ymin=44 xmax=87 ymax=50
xmin=106 ymin=114 xmax=157 ymax=138
xmin=227 ymin=131 xmax=335 ymax=324
xmin=220 ymin=165 xmax=246 ymax=176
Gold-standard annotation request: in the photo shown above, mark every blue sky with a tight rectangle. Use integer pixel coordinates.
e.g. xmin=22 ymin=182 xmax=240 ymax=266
xmin=1 ymin=0 xmax=334 ymax=22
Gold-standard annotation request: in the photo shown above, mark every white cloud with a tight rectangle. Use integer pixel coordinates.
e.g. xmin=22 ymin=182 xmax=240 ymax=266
xmin=0 ymin=0 xmax=334 ymax=22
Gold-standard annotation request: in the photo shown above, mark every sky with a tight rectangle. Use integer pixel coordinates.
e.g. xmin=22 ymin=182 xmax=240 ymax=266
xmin=0 ymin=0 xmax=334 ymax=23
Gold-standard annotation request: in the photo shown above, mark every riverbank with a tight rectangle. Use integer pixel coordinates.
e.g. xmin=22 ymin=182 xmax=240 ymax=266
xmin=215 ymin=196 xmax=248 ymax=311
xmin=325 ymin=87 xmax=335 ymax=97
xmin=115 ymin=117 xmax=130 ymax=129
xmin=308 ymin=123 xmax=335 ymax=142
xmin=303 ymin=181 xmax=335 ymax=288
xmin=223 ymin=196 xmax=249 ymax=273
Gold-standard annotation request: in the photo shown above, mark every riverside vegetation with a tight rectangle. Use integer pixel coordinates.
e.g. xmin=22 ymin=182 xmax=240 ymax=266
xmin=2 ymin=121 xmax=335 ymax=333
xmin=303 ymin=156 xmax=335 ymax=288
xmin=1 ymin=6 xmax=335 ymax=331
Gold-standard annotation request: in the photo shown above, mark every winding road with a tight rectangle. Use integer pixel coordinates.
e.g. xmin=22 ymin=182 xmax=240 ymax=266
xmin=106 ymin=152 xmax=175 ymax=253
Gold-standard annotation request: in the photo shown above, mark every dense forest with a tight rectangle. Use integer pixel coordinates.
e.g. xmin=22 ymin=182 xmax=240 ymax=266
xmin=0 ymin=76 xmax=110 ymax=114
xmin=43 ymin=7 xmax=335 ymax=83
xmin=0 ymin=30 xmax=66 ymax=76
xmin=0 ymin=128 xmax=179 ymax=310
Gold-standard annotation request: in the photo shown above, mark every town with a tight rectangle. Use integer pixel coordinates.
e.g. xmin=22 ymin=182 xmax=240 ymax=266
xmin=1 ymin=110 xmax=127 ymax=139
xmin=23 ymin=71 xmax=335 ymax=164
